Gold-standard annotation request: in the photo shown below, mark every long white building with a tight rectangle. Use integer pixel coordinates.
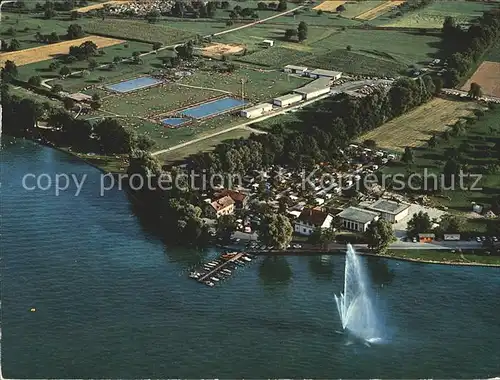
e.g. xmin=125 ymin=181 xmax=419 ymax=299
xmin=273 ymin=93 xmax=302 ymax=107
xmin=240 ymin=103 xmax=273 ymax=118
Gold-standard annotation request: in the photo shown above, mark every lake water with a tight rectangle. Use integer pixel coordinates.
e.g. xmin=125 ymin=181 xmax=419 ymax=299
xmin=1 ymin=137 xmax=500 ymax=378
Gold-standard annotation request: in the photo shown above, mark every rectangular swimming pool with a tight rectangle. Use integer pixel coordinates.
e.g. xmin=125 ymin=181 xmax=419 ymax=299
xmin=106 ymin=76 xmax=162 ymax=93
xmin=180 ymin=97 xmax=246 ymax=119
xmin=161 ymin=117 xmax=190 ymax=127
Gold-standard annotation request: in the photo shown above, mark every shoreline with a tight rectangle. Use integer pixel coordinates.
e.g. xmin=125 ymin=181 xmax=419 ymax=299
xmin=8 ymin=136 xmax=500 ymax=269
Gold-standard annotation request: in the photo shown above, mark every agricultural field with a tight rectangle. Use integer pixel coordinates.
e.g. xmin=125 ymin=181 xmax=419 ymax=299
xmin=226 ymin=26 xmax=440 ymax=75
xmin=0 ymin=35 xmax=124 ymax=66
xmin=82 ymin=19 xmax=200 ymax=44
xmin=462 ymin=61 xmax=500 ymax=98
xmin=76 ymin=0 xmax=130 ymax=13
xmin=313 ymin=1 xmax=347 ymax=12
xmin=382 ymin=106 xmax=500 ymax=225
xmin=380 ymin=0 xmax=497 ymax=28
xmin=100 ymin=83 xmax=223 ymax=119
xmin=356 ymin=98 xmax=482 ymax=151
xmin=336 ymin=0 xmax=385 ymax=19
xmin=353 ymin=0 xmax=405 ymax=21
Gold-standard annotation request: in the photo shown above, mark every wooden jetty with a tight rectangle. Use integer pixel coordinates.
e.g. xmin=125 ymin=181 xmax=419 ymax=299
xmin=197 ymin=252 xmax=245 ymax=283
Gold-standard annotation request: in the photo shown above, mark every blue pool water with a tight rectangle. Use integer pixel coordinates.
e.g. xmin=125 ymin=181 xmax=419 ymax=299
xmin=161 ymin=117 xmax=190 ymax=127
xmin=180 ymin=97 xmax=246 ymax=119
xmin=106 ymin=76 xmax=162 ymax=93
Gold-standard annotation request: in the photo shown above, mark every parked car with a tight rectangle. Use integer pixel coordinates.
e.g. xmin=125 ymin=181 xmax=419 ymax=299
xmin=292 ymin=243 xmax=302 ymax=249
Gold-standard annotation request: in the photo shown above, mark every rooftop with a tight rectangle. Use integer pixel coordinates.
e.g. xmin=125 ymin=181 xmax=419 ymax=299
xmin=274 ymin=93 xmax=303 ymax=102
xmin=215 ymin=189 xmax=247 ymax=203
xmin=297 ymin=207 xmax=330 ymax=226
xmin=368 ymin=199 xmax=410 ymax=215
xmin=308 ymin=68 xmax=342 ymax=77
xmin=211 ymin=195 xmax=235 ymax=211
xmin=294 ymin=78 xmax=331 ymax=94
xmin=284 ymin=64 xmax=308 ymax=71
xmin=337 ymin=206 xmax=379 ymax=224
xmin=242 ymin=103 xmax=273 ymax=113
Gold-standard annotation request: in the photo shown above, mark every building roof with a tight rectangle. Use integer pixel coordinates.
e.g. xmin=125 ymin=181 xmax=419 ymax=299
xmin=215 ymin=189 xmax=247 ymax=203
xmin=368 ymin=199 xmax=410 ymax=215
xmin=294 ymin=78 xmax=331 ymax=94
xmin=242 ymin=103 xmax=273 ymax=113
xmin=284 ymin=64 xmax=308 ymax=71
xmin=308 ymin=68 xmax=342 ymax=77
xmin=211 ymin=195 xmax=235 ymax=212
xmin=418 ymin=233 xmax=435 ymax=238
xmin=263 ymin=39 xmax=274 ymax=43
xmin=337 ymin=206 xmax=379 ymax=224
xmin=297 ymin=208 xmax=330 ymax=226
xmin=67 ymin=93 xmax=92 ymax=102
xmin=274 ymin=93 xmax=303 ymax=102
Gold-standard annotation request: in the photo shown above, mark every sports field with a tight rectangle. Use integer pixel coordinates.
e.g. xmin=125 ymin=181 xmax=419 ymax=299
xmin=313 ymin=1 xmax=346 ymax=12
xmin=356 ymin=98 xmax=482 ymax=151
xmin=0 ymin=35 xmax=124 ymax=66
xmin=354 ymin=1 xmax=405 ymax=21
xmin=462 ymin=61 xmax=500 ymax=98
xmin=381 ymin=1 xmax=497 ymax=28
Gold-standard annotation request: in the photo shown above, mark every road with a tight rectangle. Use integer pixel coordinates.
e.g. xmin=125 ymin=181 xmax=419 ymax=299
xmin=151 ymin=78 xmax=394 ymax=157
xmin=441 ymin=88 xmax=500 ymax=103
xmin=231 ymin=230 xmax=485 ymax=251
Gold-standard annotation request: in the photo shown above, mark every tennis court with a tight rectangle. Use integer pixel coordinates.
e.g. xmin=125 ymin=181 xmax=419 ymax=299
xmin=106 ymin=76 xmax=163 ymax=93
xmin=179 ymin=97 xmax=246 ymax=119
xmin=161 ymin=117 xmax=190 ymax=127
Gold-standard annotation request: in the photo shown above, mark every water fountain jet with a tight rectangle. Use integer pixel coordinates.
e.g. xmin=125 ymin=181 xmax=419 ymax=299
xmin=335 ymin=244 xmax=383 ymax=343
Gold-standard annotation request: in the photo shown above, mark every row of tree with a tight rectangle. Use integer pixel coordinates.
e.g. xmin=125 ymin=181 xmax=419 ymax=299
xmin=441 ymin=8 xmax=500 ymax=87
xmin=284 ymin=21 xmax=308 ymax=42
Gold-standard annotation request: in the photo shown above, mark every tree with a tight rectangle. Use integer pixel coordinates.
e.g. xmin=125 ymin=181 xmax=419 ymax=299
xmin=9 ymin=39 xmax=21 ymax=51
xmin=59 ymin=65 xmax=71 ymax=77
xmin=365 ymin=219 xmax=395 ymax=254
xmin=346 ymin=45 xmax=352 ymax=51
xmin=468 ymin=82 xmax=482 ymax=99
xmin=28 ymin=75 xmax=42 ymax=87
xmin=316 ymin=9 xmax=323 ymax=15
xmin=428 ymin=135 xmax=438 ymax=148
xmin=70 ymin=10 xmax=80 ymax=20
xmin=336 ymin=4 xmax=345 ymax=12
xmin=94 ymin=118 xmax=133 ymax=154
xmin=437 ymin=214 xmax=464 ymax=235
xmin=407 ymin=211 xmax=432 ymax=238
xmin=145 ymin=9 xmax=160 ymax=23
xmin=257 ymin=2 xmax=267 ymax=10
xmin=298 ymin=28 xmax=307 ymax=42
xmin=284 ymin=28 xmax=297 ymax=41
xmin=258 ymin=213 xmax=293 ymax=250
xmin=277 ymin=0 xmax=287 ymax=11
xmin=127 ymin=150 xmax=162 ymax=189
xmin=63 ymin=97 xmax=76 ymax=110
xmin=176 ymin=41 xmax=194 ymax=60
xmin=66 ymin=24 xmax=84 ymax=39
xmin=152 ymin=41 xmax=162 ymax=51
xmin=88 ymin=58 xmax=98 ymax=71
xmin=44 ymin=8 xmax=56 ymax=19
xmin=51 ymin=84 xmax=63 ymax=93
xmin=90 ymin=100 xmax=101 ymax=111
xmin=402 ymin=146 xmax=414 ymax=165
xmin=216 ymin=214 xmax=236 ymax=242
xmin=1 ymin=60 xmax=18 ymax=83
xmin=135 ymin=134 xmax=156 ymax=151
xmin=91 ymin=93 xmax=100 ymax=102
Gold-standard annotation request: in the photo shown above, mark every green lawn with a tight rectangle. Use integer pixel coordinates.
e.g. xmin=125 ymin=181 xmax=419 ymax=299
xmin=383 ymin=249 xmax=500 ymax=266
xmin=101 ymin=83 xmax=223 ymax=118
xmin=178 ymin=66 xmax=311 ymax=102
xmin=485 ymin=40 xmax=500 ymax=63
xmin=379 ymin=0 xmax=497 ymax=28
xmin=222 ymin=26 xmax=441 ymax=75
xmin=156 ymin=127 xmax=255 ymax=164
xmin=7 ymin=84 xmax=62 ymax=107
xmin=339 ymin=0 xmax=386 ymax=19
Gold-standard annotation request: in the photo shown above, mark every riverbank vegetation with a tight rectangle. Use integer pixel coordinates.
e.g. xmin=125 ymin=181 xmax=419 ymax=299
xmin=381 ymin=249 xmax=500 ymax=266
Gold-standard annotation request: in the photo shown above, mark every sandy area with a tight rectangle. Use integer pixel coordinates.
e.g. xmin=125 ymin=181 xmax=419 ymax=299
xmin=76 ymin=0 xmax=130 ymax=13
xmin=313 ymin=1 xmax=347 ymax=12
xmin=202 ymin=43 xmax=245 ymax=58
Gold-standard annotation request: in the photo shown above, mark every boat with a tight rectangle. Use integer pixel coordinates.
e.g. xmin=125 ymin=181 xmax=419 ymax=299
xmin=189 ymin=272 xmax=200 ymax=279
xmin=242 ymin=256 xmax=252 ymax=262
xmin=222 ymin=269 xmax=232 ymax=274
xmin=210 ymin=277 xmax=220 ymax=282
xmin=205 ymin=281 xmax=215 ymax=287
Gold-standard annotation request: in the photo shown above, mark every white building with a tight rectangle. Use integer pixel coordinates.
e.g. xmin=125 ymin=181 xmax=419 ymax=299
xmin=366 ymin=199 xmax=410 ymax=223
xmin=240 ymin=103 xmax=273 ymax=118
xmin=262 ymin=39 xmax=274 ymax=47
xmin=283 ymin=64 xmax=308 ymax=74
xmin=294 ymin=208 xmax=334 ymax=236
xmin=293 ymin=77 xmax=331 ymax=100
xmin=305 ymin=68 xmax=342 ymax=80
xmin=273 ymin=93 xmax=303 ymax=107
xmin=336 ymin=206 xmax=379 ymax=232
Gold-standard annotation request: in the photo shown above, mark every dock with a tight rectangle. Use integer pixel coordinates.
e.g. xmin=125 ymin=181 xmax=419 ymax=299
xmin=197 ymin=252 xmax=245 ymax=283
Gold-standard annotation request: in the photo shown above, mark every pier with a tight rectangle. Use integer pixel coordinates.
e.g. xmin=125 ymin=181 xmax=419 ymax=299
xmin=197 ymin=252 xmax=245 ymax=283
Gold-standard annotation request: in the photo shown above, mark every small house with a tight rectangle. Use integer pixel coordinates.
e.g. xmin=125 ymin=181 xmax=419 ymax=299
xmin=262 ymin=39 xmax=274 ymax=47
xmin=294 ymin=208 xmax=334 ymax=236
